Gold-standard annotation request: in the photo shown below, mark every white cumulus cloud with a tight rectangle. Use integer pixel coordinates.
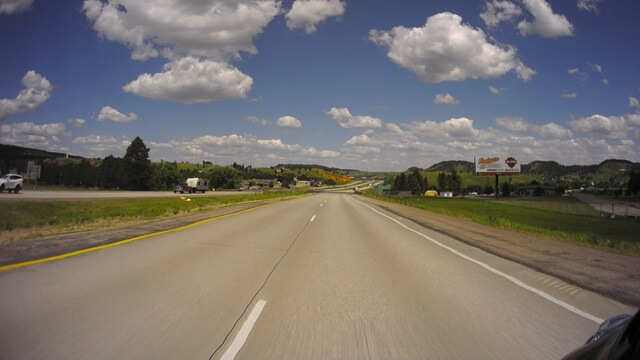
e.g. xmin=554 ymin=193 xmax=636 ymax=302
xmin=562 ymin=92 xmax=578 ymax=98
xmin=245 ymin=116 xmax=271 ymax=126
xmin=276 ymin=116 xmax=302 ymax=128
xmin=385 ymin=123 xmax=403 ymax=133
xmin=0 ymin=121 xmax=65 ymax=148
xmin=488 ymin=86 xmax=507 ymax=95
xmin=495 ymin=116 xmax=572 ymax=138
xmin=83 ymin=0 xmax=276 ymax=104
xmin=480 ymin=0 xmax=522 ymax=28
xmin=495 ymin=116 xmax=529 ymax=131
xmin=0 ymin=0 xmax=32 ymax=14
xmin=533 ymin=123 xmax=573 ymax=139
xmin=578 ymin=0 xmax=602 ymax=13
xmin=569 ymin=114 xmax=637 ymax=140
xmin=370 ymin=12 xmax=535 ymax=83
xmin=326 ymin=107 xmax=383 ymax=128
xmin=518 ymin=0 xmax=574 ymax=38
xmin=72 ymin=135 xmax=131 ymax=157
xmin=67 ymin=118 xmax=86 ymax=128
xmin=82 ymin=0 xmax=281 ymax=61
xmin=0 ymin=71 xmax=53 ymax=121
xmin=97 ymin=106 xmax=138 ymax=123
xmin=286 ymin=0 xmax=346 ymax=34
xmin=151 ymin=133 xmax=340 ymax=165
xmin=629 ymin=96 xmax=640 ymax=111
xmin=123 ymin=57 xmax=253 ymax=103
xmin=434 ymin=93 xmax=460 ymax=105
xmin=406 ymin=117 xmax=479 ymax=139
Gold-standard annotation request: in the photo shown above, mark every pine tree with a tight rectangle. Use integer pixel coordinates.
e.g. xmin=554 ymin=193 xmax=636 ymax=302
xmin=123 ymin=136 xmax=152 ymax=190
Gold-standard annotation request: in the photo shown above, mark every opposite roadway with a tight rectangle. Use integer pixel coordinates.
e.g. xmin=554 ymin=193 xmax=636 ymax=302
xmin=0 ymin=193 xmax=634 ymax=359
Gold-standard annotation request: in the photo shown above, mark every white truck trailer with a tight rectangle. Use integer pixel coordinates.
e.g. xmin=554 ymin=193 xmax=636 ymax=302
xmin=185 ymin=177 xmax=209 ymax=193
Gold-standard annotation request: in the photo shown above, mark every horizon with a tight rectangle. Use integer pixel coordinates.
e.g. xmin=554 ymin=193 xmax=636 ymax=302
xmin=1 ymin=1 xmax=639 ymax=171
xmin=2 ymin=142 xmax=637 ymax=173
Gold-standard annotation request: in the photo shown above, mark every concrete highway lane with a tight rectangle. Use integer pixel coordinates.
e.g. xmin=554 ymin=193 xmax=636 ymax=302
xmin=0 ymin=194 xmax=634 ymax=359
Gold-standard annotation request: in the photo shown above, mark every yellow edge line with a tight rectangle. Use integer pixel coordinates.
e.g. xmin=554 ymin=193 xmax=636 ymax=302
xmin=0 ymin=202 xmax=278 ymax=272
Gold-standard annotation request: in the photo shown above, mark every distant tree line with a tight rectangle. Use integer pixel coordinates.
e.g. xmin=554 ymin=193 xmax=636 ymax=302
xmin=27 ymin=137 xmax=342 ymax=191
xmin=629 ymin=170 xmax=640 ymax=198
xmin=392 ymin=169 xmax=429 ymax=195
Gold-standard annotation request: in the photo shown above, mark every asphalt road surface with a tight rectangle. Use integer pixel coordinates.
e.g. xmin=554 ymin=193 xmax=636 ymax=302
xmin=0 ymin=189 xmax=251 ymax=200
xmin=0 ymin=194 xmax=634 ymax=359
xmin=572 ymin=192 xmax=640 ymax=217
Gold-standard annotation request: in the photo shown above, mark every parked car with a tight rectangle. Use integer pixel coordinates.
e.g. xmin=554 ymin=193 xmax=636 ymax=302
xmin=0 ymin=174 xmax=24 ymax=193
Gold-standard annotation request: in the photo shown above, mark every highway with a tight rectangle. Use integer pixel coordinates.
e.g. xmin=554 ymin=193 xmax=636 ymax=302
xmin=0 ymin=193 xmax=634 ymax=359
xmin=572 ymin=192 xmax=640 ymax=217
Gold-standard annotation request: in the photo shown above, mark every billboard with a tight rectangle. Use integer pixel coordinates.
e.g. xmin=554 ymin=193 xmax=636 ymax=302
xmin=475 ymin=156 xmax=521 ymax=175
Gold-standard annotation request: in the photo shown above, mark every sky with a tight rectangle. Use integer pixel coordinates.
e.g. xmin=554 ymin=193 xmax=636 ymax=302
xmin=1 ymin=0 xmax=639 ymax=171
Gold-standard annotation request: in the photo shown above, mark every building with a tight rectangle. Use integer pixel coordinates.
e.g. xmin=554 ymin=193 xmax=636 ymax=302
xmin=513 ymin=185 xmax=558 ymax=196
xmin=240 ymin=179 xmax=279 ymax=189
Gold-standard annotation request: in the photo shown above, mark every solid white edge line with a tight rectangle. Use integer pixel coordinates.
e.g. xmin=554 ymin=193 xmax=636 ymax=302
xmin=220 ymin=300 xmax=267 ymax=360
xmin=351 ymin=197 xmax=604 ymax=324
xmin=310 ymin=215 xmax=316 ymax=222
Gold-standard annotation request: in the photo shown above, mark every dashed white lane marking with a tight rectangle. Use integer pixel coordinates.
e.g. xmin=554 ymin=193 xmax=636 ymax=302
xmin=351 ymin=197 xmax=604 ymax=324
xmin=220 ymin=300 xmax=267 ymax=360
xmin=310 ymin=215 xmax=316 ymax=222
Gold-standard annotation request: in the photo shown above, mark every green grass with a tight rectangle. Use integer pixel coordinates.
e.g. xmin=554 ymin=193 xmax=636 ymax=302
xmin=480 ymin=196 xmax=602 ymax=217
xmin=0 ymin=192 xmax=304 ymax=233
xmin=365 ymin=191 xmax=640 ymax=256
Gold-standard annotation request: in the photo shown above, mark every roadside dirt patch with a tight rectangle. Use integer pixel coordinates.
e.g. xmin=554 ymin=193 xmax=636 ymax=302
xmin=0 ymin=197 xmax=297 ymax=267
xmin=359 ymin=196 xmax=640 ymax=307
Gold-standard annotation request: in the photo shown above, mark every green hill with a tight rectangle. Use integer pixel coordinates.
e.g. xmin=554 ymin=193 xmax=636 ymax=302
xmin=424 ymin=160 xmax=474 ymax=173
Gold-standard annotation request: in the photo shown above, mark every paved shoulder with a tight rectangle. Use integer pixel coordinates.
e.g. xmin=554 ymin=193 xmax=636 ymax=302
xmin=357 ymin=195 xmax=640 ymax=307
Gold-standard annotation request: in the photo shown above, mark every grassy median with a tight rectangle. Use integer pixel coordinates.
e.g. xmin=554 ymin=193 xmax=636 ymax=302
xmin=365 ymin=192 xmax=640 ymax=256
xmin=0 ymin=191 xmax=305 ymax=243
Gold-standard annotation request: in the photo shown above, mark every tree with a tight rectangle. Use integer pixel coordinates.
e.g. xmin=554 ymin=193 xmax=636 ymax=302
xmin=393 ymin=173 xmax=407 ymax=191
xmin=407 ymin=172 xmax=420 ymax=194
xmin=501 ymin=181 xmax=511 ymax=197
xmin=410 ymin=168 xmax=426 ymax=194
xmin=324 ymin=178 xmax=337 ymax=186
xmin=209 ymin=166 xmax=241 ymax=189
xmin=100 ymin=155 xmax=124 ymax=189
xmin=123 ymin=136 xmax=153 ymax=190
xmin=466 ymin=184 xmax=483 ymax=194
xmin=450 ymin=169 xmax=462 ymax=194
xmin=151 ymin=161 xmax=180 ymax=190
xmin=437 ymin=172 xmax=448 ymax=191
xmin=628 ymin=170 xmax=640 ymax=198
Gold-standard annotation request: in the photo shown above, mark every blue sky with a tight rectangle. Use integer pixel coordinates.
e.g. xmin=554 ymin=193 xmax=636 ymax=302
xmin=1 ymin=0 xmax=639 ymax=171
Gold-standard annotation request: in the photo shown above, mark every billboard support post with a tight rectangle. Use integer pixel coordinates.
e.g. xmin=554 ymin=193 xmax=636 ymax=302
xmin=495 ymin=175 xmax=499 ymax=198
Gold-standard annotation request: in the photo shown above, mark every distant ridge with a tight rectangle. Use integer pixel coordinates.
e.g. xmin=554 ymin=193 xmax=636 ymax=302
xmin=0 ymin=143 xmax=84 ymax=160
xmin=418 ymin=159 xmax=639 ymax=187
xmin=275 ymin=163 xmax=357 ymax=173
xmin=424 ymin=160 xmax=474 ymax=173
